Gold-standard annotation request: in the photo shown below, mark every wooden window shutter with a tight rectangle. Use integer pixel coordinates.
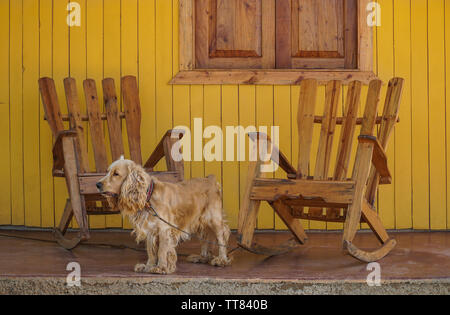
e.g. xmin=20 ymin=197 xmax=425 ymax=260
xmin=276 ymin=0 xmax=358 ymax=69
xmin=195 ymin=0 xmax=275 ymax=69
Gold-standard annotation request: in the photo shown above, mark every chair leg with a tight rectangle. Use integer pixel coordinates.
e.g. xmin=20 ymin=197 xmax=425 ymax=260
xmin=58 ymin=199 xmax=73 ymax=234
xmin=238 ymin=200 xmax=261 ymax=248
xmin=237 ymin=160 xmax=261 ymax=247
xmin=362 ymin=200 xmax=390 ymax=244
xmin=239 ymin=200 xmax=303 ymax=256
xmin=270 ymin=200 xmax=307 ymax=244
xmin=62 ymin=137 xmax=90 ymax=241
xmin=53 ymin=199 xmax=83 ymax=250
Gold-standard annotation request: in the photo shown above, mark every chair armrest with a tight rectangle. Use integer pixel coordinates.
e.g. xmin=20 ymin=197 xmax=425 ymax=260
xmin=358 ymin=135 xmax=392 ymax=184
xmin=52 ymin=130 xmax=78 ymax=175
xmin=144 ymin=129 xmax=185 ymax=170
xmin=248 ymin=132 xmax=297 ymax=178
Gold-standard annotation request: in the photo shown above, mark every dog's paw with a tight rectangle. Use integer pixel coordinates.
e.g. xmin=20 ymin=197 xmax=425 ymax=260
xmin=209 ymin=256 xmax=232 ymax=267
xmin=147 ymin=266 xmax=174 ymax=275
xmin=187 ymin=254 xmax=211 ymax=264
xmin=134 ymin=263 xmax=149 ymax=273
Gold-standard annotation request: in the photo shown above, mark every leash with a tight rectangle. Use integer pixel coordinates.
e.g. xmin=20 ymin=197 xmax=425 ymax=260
xmin=144 ymin=182 xmax=239 ymax=255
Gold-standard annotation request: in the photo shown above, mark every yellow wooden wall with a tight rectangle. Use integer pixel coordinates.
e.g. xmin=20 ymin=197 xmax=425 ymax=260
xmin=0 ymin=0 xmax=449 ymax=231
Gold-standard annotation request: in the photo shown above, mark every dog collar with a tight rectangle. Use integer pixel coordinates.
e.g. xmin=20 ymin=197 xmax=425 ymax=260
xmin=146 ymin=180 xmax=155 ymax=203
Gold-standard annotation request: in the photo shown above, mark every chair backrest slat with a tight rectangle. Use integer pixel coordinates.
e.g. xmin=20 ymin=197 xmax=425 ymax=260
xmin=333 ymin=81 xmax=362 ymax=180
xmin=377 ymin=78 xmax=404 ymax=147
xmin=64 ymin=78 xmax=90 ymax=173
xmin=121 ymin=76 xmax=142 ymax=164
xmin=360 ymin=80 xmax=383 ymax=136
xmin=351 ymin=79 xmax=383 ymax=181
xmin=102 ymin=78 xmax=125 ymax=161
xmin=84 ymin=79 xmax=109 ymax=173
xmin=297 ymin=79 xmax=318 ymax=179
xmin=314 ymin=80 xmax=341 ymax=179
xmin=365 ymin=78 xmax=404 ymax=204
xmin=324 ymin=81 xmax=361 ymax=220
xmin=309 ymin=80 xmax=341 ymax=217
xmin=39 ymin=77 xmax=65 ymax=137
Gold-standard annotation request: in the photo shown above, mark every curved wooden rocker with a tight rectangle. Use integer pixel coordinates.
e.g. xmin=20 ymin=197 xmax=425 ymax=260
xmin=39 ymin=76 xmax=185 ymax=249
xmin=237 ymin=78 xmax=404 ymax=262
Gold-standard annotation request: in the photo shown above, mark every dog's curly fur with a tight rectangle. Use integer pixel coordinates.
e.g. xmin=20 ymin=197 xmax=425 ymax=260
xmin=97 ymin=157 xmax=232 ymax=274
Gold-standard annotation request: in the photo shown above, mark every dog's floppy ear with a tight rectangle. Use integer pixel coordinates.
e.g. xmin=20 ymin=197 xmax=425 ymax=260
xmin=118 ymin=163 xmax=148 ymax=214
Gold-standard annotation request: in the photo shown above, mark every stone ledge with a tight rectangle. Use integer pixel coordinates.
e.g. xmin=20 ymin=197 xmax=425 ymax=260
xmin=1 ymin=277 xmax=449 ymax=295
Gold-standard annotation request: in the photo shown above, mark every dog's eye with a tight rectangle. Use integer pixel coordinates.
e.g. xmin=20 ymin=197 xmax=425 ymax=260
xmin=113 ymin=172 xmax=119 ymax=177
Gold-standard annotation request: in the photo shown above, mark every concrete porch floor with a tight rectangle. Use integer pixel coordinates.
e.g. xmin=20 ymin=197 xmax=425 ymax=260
xmin=0 ymin=229 xmax=449 ymax=294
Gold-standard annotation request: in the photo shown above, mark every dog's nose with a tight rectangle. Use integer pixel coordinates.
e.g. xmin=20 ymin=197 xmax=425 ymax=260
xmin=96 ymin=182 xmax=103 ymax=191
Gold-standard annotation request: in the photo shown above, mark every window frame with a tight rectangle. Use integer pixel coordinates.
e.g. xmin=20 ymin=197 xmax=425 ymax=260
xmin=171 ymin=0 xmax=376 ymax=85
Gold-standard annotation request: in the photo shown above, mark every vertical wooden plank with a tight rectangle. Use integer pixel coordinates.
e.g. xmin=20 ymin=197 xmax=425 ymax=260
xmin=290 ymin=85 xmax=309 ymax=228
xmin=85 ymin=80 xmax=109 ymax=171
xmin=274 ymin=85 xmax=291 ymax=230
xmin=191 ymin=85 xmax=205 ymax=179
xmin=179 ymin=0 xmax=194 ymax=70
xmin=344 ymin=0 xmax=358 ymax=69
xmin=256 ymin=85 xmax=275 ymax=229
xmin=103 ymin=78 xmax=125 ymax=161
xmin=309 ymin=83 xmax=326 ymax=230
xmin=121 ymin=76 xmax=142 ymax=165
xmin=314 ymin=82 xmax=341 ymax=181
xmin=23 ymin=0 xmax=41 ymax=226
xmin=172 ymin=87 xmax=191 ymax=179
xmin=68 ymin=0 xmax=87 ymax=127
xmin=173 ymin=0 xmax=191 ymax=180
xmin=64 ymin=78 xmax=90 ymax=173
xmin=327 ymin=81 xmax=361 ymax=223
xmin=327 ymin=83 xmax=346 ymax=231
xmin=238 ymin=85 xmax=256 ymax=230
xmin=310 ymin=81 xmax=341 ymax=221
xmin=104 ymin=0 xmax=122 ymax=228
xmin=0 ymin=0 xmax=11 ymax=225
xmin=68 ymin=0 xmax=86 ymax=229
xmin=370 ymin=1 xmax=379 ymax=230
xmin=377 ymin=0 xmax=395 ymax=230
xmin=155 ymin=0 xmax=173 ymax=172
xmin=364 ymin=80 xmax=386 ymax=204
xmin=10 ymin=0 xmax=24 ymax=225
xmin=275 ymin=0 xmax=291 ymax=68
xmin=222 ymin=85 xmax=239 ymax=229
xmin=138 ymin=0 xmax=157 ymax=171
xmin=121 ymin=0 xmax=138 ymax=172
xmin=39 ymin=0 xmax=54 ymax=228
xmin=204 ymin=85 xmax=222 ymax=211
xmin=393 ymin=0 xmax=412 ymax=229
xmin=86 ymin=0 xmax=105 ymax=228
xmin=334 ymin=81 xmax=361 ymax=181
xmin=85 ymin=80 xmax=111 ymax=219
xmin=52 ymin=0 xmax=70 ymax=229
xmin=411 ymin=0 xmax=430 ymax=230
xmin=428 ymin=0 xmax=447 ymax=230
xmin=446 ymin=0 xmax=450 ymax=230
xmin=296 ymin=80 xmax=318 ymax=179
xmin=358 ymin=0 xmax=373 ymax=71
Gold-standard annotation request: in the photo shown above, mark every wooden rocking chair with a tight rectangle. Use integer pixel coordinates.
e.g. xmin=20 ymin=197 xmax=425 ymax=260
xmin=237 ymin=78 xmax=404 ymax=262
xmin=39 ymin=76 xmax=184 ymax=249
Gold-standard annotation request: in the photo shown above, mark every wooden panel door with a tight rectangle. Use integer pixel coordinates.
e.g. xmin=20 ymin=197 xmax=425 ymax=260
xmin=276 ymin=0 xmax=358 ymax=69
xmin=195 ymin=0 xmax=275 ymax=69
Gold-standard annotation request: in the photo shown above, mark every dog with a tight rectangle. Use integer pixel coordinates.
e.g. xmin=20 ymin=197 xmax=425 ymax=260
xmin=96 ymin=156 xmax=231 ymax=274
